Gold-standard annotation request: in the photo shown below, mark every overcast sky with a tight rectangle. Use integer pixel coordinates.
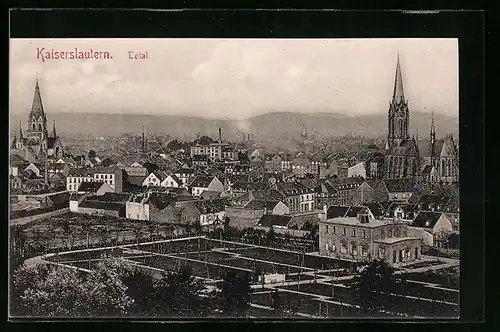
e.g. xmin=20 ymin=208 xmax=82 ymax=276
xmin=10 ymin=38 xmax=458 ymax=120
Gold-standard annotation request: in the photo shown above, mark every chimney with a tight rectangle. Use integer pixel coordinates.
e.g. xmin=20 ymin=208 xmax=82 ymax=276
xmin=218 ymin=127 xmax=222 ymax=160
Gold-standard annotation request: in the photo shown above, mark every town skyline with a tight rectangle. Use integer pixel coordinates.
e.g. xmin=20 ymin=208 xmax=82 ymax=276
xmin=10 ymin=38 xmax=458 ymax=120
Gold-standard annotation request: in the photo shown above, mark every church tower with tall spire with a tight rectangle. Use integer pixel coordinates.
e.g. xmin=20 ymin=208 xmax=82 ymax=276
xmin=386 ymin=54 xmax=410 ymax=149
xmin=26 ymin=77 xmax=48 ymax=140
xmin=11 ymin=76 xmax=64 ymax=162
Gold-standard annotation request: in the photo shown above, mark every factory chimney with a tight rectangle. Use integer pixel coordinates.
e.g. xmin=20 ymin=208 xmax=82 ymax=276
xmin=218 ymin=127 xmax=222 ymax=160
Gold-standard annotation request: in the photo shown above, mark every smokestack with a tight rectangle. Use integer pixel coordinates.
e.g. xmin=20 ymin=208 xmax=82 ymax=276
xmin=241 ymin=133 xmax=245 ymax=141
xmin=218 ymin=127 xmax=222 ymax=161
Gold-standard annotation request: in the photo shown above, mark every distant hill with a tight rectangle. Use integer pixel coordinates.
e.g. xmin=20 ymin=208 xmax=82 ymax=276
xmin=9 ymin=111 xmax=458 ymax=140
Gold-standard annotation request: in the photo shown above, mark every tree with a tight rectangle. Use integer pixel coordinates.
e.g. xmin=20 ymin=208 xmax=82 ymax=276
xmin=11 ymin=260 xmax=134 ymax=317
xmin=448 ymin=232 xmax=460 ymax=249
xmin=216 ymin=271 xmax=251 ymax=317
xmin=352 ymin=260 xmax=397 ymax=312
xmin=143 ymin=162 xmax=159 ymax=175
xmin=147 ymin=265 xmax=210 ymax=317
xmin=265 ymin=227 xmax=276 ymax=245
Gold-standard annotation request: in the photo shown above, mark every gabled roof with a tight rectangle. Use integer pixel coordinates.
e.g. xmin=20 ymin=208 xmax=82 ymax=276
xmin=190 ymin=175 xmax=217 ymax=188
xmin=89 ymin=192 xmax=132 ymax=203
xmin=363 ymin=203 xmax=385 ymax=218
xmin=299 ymin=178 xmax=319 ymax=189
xmin=411 ymin=211 xmax=444 ymax=228
xmin=244 ymin=199 xmax=281 ymax=211
xmin=258 ymin=214 xmax=292 ymax=227
xmin=345 ymin=206 xmax=366 ymax=218
xmin=46 ymin=192 xmax=70 ymax=204
xmin=327 ymin=206 xmax=350 ymax=219
xmin=78 ymin=181 xmax=109 ymax=192
xmin=275 ymin=181 xmax=313 ymax=196
xmin=165 ymin=173 xmax=182 ymax=184
xmin=232 ymin=181 xmax=268 ymax=191
xmin=191 ymin=198 xmax=229 ymax=214
xmin=125 ymin=175 xmax=147 ymax=187
xmin=174 ymin=168 xmax=195 ymax=175
xmin=200 ymin=190 xmax=222 ymax=199
xmin=48 ymin=163 xmax=68 ymax=172
xmin=10 ymin=154 xmax=26 ymax=167
xmin=150 ymin=171 xmax=169 ymax=182
xmin=383 ymin=178 xmax=416 ymax=193
xmin=147 ymin=193 xmax=177 ymax=210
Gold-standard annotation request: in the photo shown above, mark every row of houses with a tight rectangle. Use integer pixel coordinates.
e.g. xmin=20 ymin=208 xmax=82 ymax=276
xmin=69 ymin=191 xmax=229 ymax=229
xmin=262 ymin=151 xmax=367 ymax=179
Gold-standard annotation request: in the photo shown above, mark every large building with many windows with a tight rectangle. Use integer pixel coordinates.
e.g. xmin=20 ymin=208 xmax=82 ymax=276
xmin=319 ymin=211 xmax=421 ymax=267
xmin=67 ymin=167 xmax=123 ymax=193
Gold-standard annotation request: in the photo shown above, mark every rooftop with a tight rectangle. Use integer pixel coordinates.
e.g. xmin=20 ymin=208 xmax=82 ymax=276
xmin=374 ymin=237 xmax=420 ymax=245
xmin=258 ymin=214 xmax=292 ymax=227
xmin=322 ymin=216 xmax=388 ymax=228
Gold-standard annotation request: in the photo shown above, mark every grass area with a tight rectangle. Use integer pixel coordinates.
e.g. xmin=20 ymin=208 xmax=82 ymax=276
xmin=402 ymin=260 xmax=446 ymax=269
xmin=280 ymin=282 xmax=459 ymax=318
xmin=403 ymin=266 xmax=460 ymax=290
xmin=226 ymin=247 xmax=351 ymax=270
xmin=11 ymin=212 xmax=182 ymax=257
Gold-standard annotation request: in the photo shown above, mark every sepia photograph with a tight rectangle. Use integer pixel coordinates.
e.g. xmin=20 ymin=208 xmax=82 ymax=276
xmin=9 ymin=37 xmax=460 ymax=320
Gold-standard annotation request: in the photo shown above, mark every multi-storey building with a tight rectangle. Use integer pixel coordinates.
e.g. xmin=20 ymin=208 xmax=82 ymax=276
xmin=67 ymin=167 xmax=123 ymax=193
xmin=319 ymin=212 xmax=421 ymax=267
xmin=271 ymin=181 xmax=315 ymax=213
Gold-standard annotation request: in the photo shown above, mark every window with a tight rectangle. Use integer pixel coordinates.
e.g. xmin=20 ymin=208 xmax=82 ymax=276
xmin=350 ymin=242 xmax=358 ymax=255
xmin=340 ymin=241 xmax=347 ymax=254
xmin=362 ymin=230 xmax=366 ymax=238
xmin=325 ymin=225 xmax=329 ymax=234
xmin=343 ymin=227 xmax=346 ymax=236
xmin=388 ymin=230 xmax=393 ymax=238
xmin=332 ymin=226 xmax=336 ymax=234
xmin=381 ymin=230 xmax=385 ymax=238
xmin=378 ymin=246 xmax=385 ymax=259
xmin=360 ymin=245 xmax=368 ymax=257
xmin=352 ymin=228 xmax=356 ymax=237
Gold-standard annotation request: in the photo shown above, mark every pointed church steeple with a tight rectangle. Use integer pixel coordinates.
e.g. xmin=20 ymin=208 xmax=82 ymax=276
xmin=51 ymin=120 xmax=57 ymax=138
xmin=19 ymin=120 xmax=23 ymax=140
xmin=30 ymin=76 xmax=45 ymax=120
xmin=387 ymin=53 xmax=410 ymax=149
xmin=430 ymin=111 xmax=436 ymax=144
xmin=393 ymin=53 xmax=405 ymax=103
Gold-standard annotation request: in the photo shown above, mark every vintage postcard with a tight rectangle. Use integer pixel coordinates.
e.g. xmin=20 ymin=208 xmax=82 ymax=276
xmin=9 ymin=37 xmax=460 ymax=319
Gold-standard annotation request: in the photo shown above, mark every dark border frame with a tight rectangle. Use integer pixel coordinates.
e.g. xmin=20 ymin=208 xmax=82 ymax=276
xmin=6 ymin=7 xmax=485 ymax=325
